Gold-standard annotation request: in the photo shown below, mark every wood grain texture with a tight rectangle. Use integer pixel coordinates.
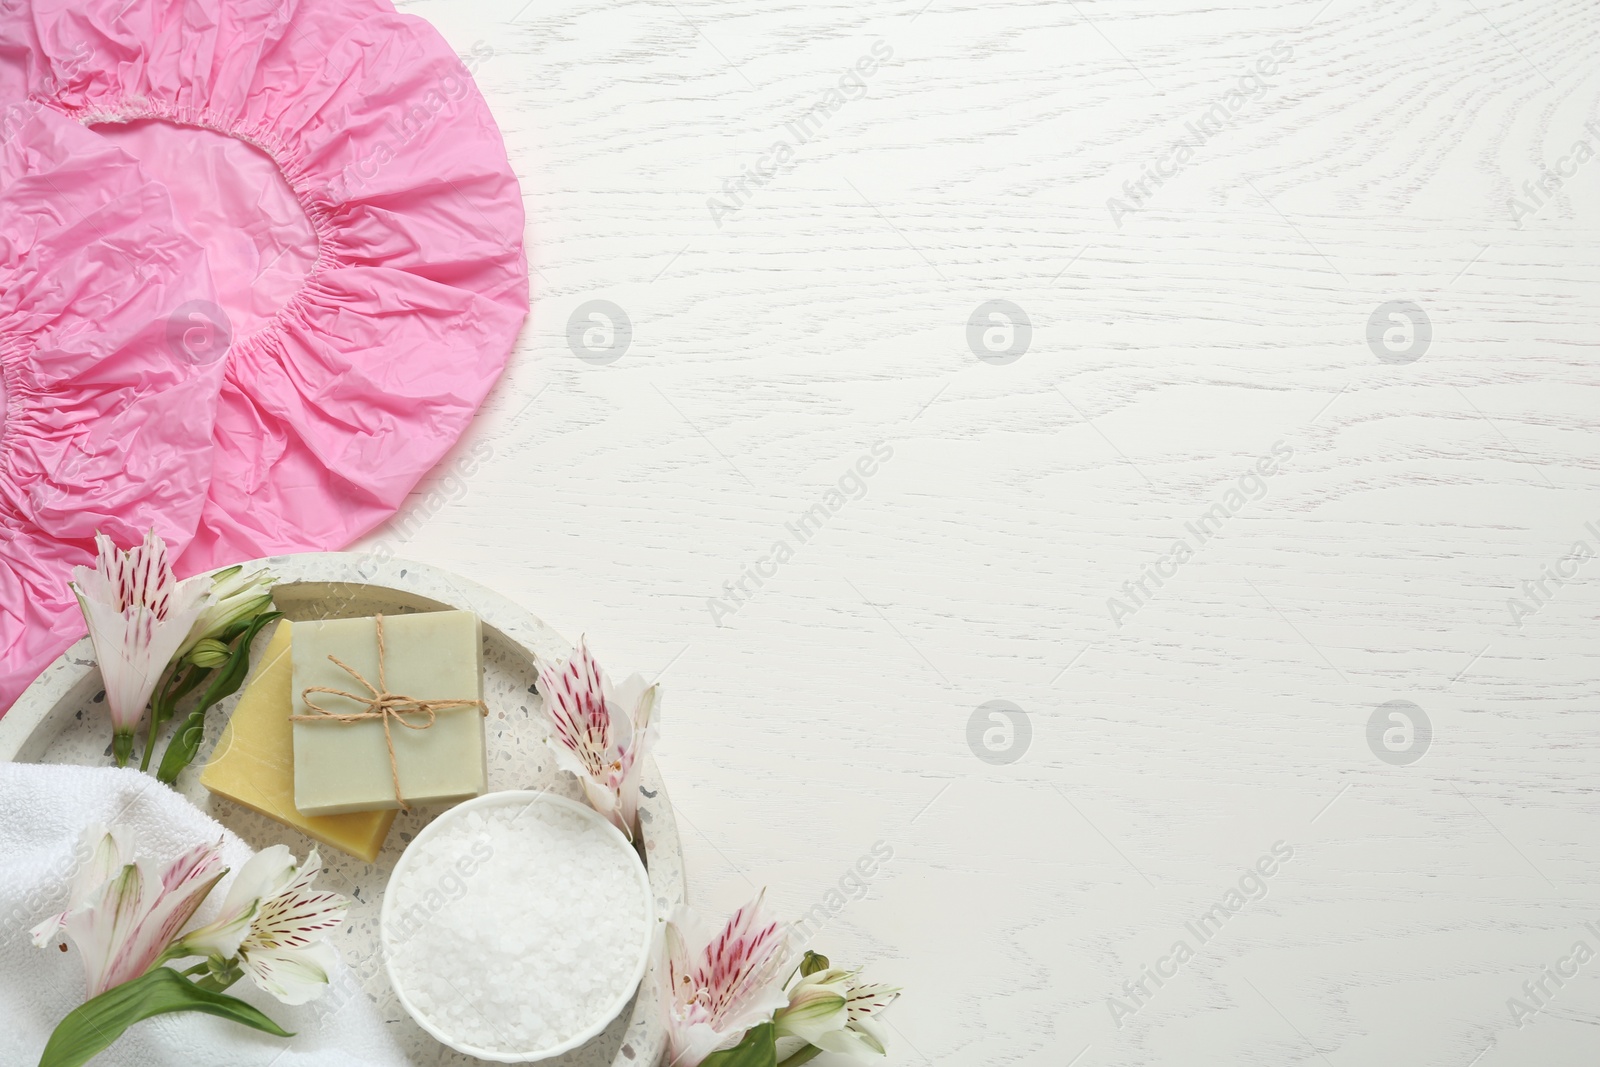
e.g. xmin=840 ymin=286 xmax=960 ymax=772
xmin=383 ymin=0 xmax=1600 ymax=1062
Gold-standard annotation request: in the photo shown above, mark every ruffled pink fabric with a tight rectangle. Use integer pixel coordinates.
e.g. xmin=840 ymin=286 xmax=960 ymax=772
xmin=0 ymin=108 xmax=224 ymax=711
xmin=0 ymin=0 xmax=527 ymax=570
xmin=0 ymin=0 xmax=527 ymax=713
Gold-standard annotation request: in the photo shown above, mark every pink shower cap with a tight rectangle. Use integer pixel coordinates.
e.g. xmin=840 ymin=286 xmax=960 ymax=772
xmin=0 ymin=0 xmax=528 ymax=711
xmin=0 ymin=108 xmax=225 ymax=711
xmin=0 ymin=0 xmax=528 ymax=571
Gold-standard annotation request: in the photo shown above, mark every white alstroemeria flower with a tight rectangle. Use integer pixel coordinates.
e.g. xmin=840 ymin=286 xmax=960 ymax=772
xmin=778 ymin=965 xmax=901 ymax=1059
xmin=56 ymin=839 xmax=228 ymax=997
xmin=171 ymin=844 xmax=298 ymax=961
xmin=175 ymin=565 xmax=276 ymax=662
xmin=29 ymin=823 xmax=131 ymax=948
xmin=655 ymin=891 xmax=794 ymax=1067
xmin=70 ymin=530 xmax=211 ymax=765
xmin=536 ymin=637 xmax=660 ymax=840
xmin=223 ymin=848 xmax=349 ymax=1006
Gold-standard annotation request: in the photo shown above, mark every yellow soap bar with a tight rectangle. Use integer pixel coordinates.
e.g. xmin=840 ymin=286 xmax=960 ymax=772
xmin=200 ymin=620 xmax=396 ymax=863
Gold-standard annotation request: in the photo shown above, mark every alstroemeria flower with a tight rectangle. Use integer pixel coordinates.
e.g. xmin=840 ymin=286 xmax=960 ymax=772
xmin=778 ymin=966 xmax=901 ymax=1059
xmin=171 ymin=844 xmax=298 ymax=961
xmin=56 ymin=839 xmax=227 ymax=997
xmin=655 ymin=891 xmax=794 ymax=1067
xmin=537 ymin=637 xmax=660 ymax=840
xmin=175 ymin=564 xmax=276 ymax=662
xmin=179 ymin=846 xmax=349 ymax=1006
xmin=29 ymin=823 xmax=131 ymax=948
xmin=71 ymin=530 xmax=211 ymax=765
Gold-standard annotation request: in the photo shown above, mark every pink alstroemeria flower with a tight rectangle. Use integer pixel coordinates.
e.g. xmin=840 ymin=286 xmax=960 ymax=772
xmin=58 ymin=839 xmax=227 ymax=997
xmin=655 ymin=891 xmax=795 ymax=1067
xmin=70 ymin=530 xmax=211 ymax=765
xmin=537 ymin=637 xmax=660 ymax=840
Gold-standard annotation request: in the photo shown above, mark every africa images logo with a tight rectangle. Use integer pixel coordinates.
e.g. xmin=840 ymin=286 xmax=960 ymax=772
xmin=1107 ymin=441 xmax=1293 ymax=627
xmin=1106 ymin=40 xmax=1293 ymax=228
xmin=1106 ymin=842 xmax=1295 ymax=1028
xmin=707 ymin=442 xmax=893 ymax=626
xmin=706 ymin=40 xmax=894 ymax=227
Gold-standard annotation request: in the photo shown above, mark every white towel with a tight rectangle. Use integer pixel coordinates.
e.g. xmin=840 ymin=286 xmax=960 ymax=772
xmin=0 ymin=762 xmax=408 ymax=1067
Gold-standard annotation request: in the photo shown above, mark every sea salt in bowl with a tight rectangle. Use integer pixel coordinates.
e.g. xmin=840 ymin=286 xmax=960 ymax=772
xmin=380 ymin=791 xmax=655 ymax=1062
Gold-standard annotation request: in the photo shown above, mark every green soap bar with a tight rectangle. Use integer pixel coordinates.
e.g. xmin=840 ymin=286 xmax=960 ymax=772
xmin=291 ymin=611 xmax=486 ymax=816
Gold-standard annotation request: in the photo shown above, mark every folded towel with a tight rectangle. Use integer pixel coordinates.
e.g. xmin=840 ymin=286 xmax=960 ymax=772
xmin=0 ymin=762 xmax=407 ymax=1066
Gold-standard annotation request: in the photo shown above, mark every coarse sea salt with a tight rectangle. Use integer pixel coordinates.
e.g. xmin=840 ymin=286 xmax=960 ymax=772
xmin=381 ymin=793 xmax=652 ymax=1059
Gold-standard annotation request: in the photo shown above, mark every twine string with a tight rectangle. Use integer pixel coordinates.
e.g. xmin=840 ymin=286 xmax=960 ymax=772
xmin=289 ymin=614 xmax=485 ymax=811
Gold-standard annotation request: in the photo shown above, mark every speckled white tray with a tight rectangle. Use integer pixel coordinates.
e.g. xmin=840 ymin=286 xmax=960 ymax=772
xmin=0 ymin=553 xmax=682 ymax=1067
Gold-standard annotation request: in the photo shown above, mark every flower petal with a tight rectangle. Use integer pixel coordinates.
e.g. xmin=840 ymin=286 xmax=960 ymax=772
xmin=845 ymin=981 xmax=901 ymax=1019
xmin=171 ymin=901 xmax=256 ymax=962
xmin=775 ymin=983 xmax=849 ymax=1044
xmin=63 ymin=862 xmax=147 ymax=997
xmin=243 ymin=849 xmax=349 ymax=956
xmin=71 ymin=531 xmax=213 ymax=733
xmin=583 ymin=778 xmax=621 ymax=820
xmin=29 ymin=913 xmax=66 ymax=949
xmin=111 ymin=530 xmax=170 ymax=614
xmin=537 ymin=637 xmax=612 ymax=781
xmin=214 ymin=844 xmax=297 ymax=921
xmin=73 ymin=595 xmax=156 ymax=732
xmin=102 ymin=843 xmax=227 ymax=988
xmin=815 ymin=1023 xmax=888 ymax=1058
xmin=242 ymin=938 xmax=338 ymax=1006
xmin=692 ymin=892 xmax=793 ymax=1034
xmin=31 ymin=823 xmax=131 ymax=948
xmin=613 ymin=681 xmax=659 ymax=840
xmin=141 ymin=579 xmax=212 ymax=686
xmin=672 ymin=1021 xmax=732 ymax=1067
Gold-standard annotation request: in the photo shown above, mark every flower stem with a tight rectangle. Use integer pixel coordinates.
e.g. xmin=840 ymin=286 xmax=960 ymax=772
xmin=776 ymin=1047 xmax=824 ymax=1067
xmin=139 ymin=663 xmax=181 ymax=772
xmin=137 ymin=712 xmax=157 ymax=772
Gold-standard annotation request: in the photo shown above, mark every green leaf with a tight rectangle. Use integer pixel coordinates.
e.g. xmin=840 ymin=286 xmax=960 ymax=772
xmin=156 ymin=611 xmax=282 ymax=785
xmin=701 ymin=1023 xmax=778 ymax=1067
xmin=37 ymin=967 xmax=291 ymax=1067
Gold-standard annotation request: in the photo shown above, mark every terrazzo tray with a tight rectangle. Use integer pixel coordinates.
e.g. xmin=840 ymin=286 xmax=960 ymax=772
xmin=0 ymin=552 xmax=683 ymax=1067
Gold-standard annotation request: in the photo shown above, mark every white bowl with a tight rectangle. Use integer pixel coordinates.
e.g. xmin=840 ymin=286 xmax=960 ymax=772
xmin=380 ymin=790 xmax=656 ymax=1062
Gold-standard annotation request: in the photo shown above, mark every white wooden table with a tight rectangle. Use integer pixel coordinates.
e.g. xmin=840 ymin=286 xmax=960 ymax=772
xmin=385 ymin=1 xmax=1600 ymax=1063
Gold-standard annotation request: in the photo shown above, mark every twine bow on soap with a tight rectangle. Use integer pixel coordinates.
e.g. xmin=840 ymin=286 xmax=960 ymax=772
xmin=290 ymin=613 xmax=485 ymax=811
